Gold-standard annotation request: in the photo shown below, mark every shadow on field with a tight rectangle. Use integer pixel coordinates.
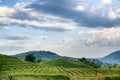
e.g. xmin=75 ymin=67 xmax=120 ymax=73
xmin=0 ymin=75 xmax=70 ymax=80
xmin=105 ymin=76 xmax=120 ymax=80
xmin=1 ymin=75 xmax=120 ymax=80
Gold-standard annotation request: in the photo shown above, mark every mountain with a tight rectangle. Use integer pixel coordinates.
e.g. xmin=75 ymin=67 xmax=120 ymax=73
xmin=13 ymin=51 xmax=62 ymax=61
xmin=101 ymin=51 xmax=120 ymax=64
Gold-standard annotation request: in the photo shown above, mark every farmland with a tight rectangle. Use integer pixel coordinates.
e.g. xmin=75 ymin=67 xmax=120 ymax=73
xmin=1 ymin=54 xmax=120 ymax=80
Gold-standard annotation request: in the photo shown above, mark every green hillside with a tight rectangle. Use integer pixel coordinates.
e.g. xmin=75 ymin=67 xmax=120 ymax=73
xmin=0 ymin=54 xmax=33 ymax=66
xmin=42 ymin=59 xmax=87 ymax=68
xmin=0 ymin=54 xmax=35 ymax=72
xmin=0 ymin=54 xmax=25 ymax=65
xmin=42 ymin=59 xmax=101 ymax=68
xmin=1 ymin=54 xmax=120 ymax=80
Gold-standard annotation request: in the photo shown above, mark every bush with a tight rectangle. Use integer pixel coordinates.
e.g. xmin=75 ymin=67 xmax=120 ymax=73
xmin=25 ymin=54 xmax=36 ymax=62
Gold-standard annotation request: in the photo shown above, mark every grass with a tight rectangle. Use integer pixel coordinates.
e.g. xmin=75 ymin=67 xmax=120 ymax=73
xmin=41 ymin=59 xmax=86 ymax=68
xmin=1 ymin=54 xmax=120 ymax=80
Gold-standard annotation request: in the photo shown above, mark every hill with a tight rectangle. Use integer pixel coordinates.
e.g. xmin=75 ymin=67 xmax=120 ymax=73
xmin=41 ymin=59 xmax=100 ymax=68
xmin=101 ymin=51 xmax=120 ymax=64
xmin=0 ymin=54 xmax=34 ymax=71
xmin=41 ymin=59 xmax=84 ymax=68
xmin=0 ymin=54 xmax=24 ymax=65
xmin=13 ymin=51 xmax=62 ymax=61
xmin=1 ymin=54 xmax=120 ymax=80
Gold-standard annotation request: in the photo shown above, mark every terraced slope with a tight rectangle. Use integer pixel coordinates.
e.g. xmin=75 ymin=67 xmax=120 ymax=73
xmin=0 ymin=54 xmax=36 ymax=72
xmin=41 ymin=59 xmax=87 ymax=68
xmin=1 ymin=54 xmax=120 ymax=80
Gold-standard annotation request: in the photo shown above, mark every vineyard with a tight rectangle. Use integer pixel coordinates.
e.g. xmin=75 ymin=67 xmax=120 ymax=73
xmin=1 ymin=54 xmax=120 ymax=80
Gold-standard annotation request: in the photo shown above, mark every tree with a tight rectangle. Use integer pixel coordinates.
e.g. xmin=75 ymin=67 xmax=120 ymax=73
xmin=37 ymin=59 xmax=42 ymax=63
xmin=0 ymin=62 xmax=2 ymax=70
xmin=25 ymin=54 xmax=36 ymax=62
xmin=79 ymin=57 xmax=89 ymax=63
xmin=78 ymin=57 xmax=100 ymax=68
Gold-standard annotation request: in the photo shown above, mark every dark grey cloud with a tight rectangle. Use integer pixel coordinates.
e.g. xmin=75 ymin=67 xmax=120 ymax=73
xmin=0 ymin=2 xmax=74 ymax=32
xmin=4 ymin=35 xmax=31 ymax=40
xmin=26 ymin=0 xmax=120 ymax=28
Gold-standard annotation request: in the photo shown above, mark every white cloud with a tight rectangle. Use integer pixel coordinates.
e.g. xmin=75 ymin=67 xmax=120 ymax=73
xmin=61 ymin=38 xmax=74 ymax=47
xmin=101 ymin=0 xmax=113 ymax=5
xmin=0 ymin=2 xmax=75 ymax=31
xmin=1 ymin=26 xmax=11 ymax=30
xmin=0 ymin=17 xmax=74 ymax=31
xmin=0 ymin=7 xmax=14 ymax=17
xmin=75 ymin=5 xmax=85 ymax=11
xmin=108 ymin=9 xmax=117 ymax=19
xmin=0 ymin=40 xmax=42 ymax=54
xmin=78 ymin=31 xmax=84 ymax=35
xmin=41 ymin=35 xmax=48 ymax=40
xmin=107 ymin=8 xmax=120 ymax=19
xmin=84 ymin=27 xmax=120 ymax=46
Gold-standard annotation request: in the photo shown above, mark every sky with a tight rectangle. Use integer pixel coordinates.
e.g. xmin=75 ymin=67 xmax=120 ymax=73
xmin=0 ymin=0 xmax=120 ymax=58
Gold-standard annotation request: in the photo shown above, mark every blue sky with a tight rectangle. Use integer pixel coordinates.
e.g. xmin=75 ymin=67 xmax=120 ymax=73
xmin=0 ymin=0 xmax=120 ymax=58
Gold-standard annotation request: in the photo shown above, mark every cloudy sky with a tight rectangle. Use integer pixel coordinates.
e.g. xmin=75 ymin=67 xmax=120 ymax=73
xmin=0 ymin=0 xmax=120 ymax=58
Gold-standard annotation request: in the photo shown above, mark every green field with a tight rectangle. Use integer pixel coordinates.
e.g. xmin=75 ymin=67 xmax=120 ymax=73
xmin=1 ymin=54 xmax=120 ymax=80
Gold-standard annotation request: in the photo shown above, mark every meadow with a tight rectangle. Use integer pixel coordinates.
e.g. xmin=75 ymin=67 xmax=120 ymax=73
xmin=1 ymin=54 xmax=120 ymax=80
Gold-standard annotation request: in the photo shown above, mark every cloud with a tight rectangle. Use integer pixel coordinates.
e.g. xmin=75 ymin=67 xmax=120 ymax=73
xmin=4 ymin=34 xmax=31 ymax=40
xmin=41 ymin=35 xmax=48 ymax=40
xmin=61 ymin=38 xmax=73 ymax=47
xmin=84 ymin=27 xmax=120 ymax=46
xmin=78 ymin=31 xmax=85 ymax=35
xmin=0 ymin=0 xmax=120 ymax=31
xmin=75 ymin=5 xmax=85 ymax=11
xmin=26 ymin=0 xmax=120 ymax=28
xmin=0 ymin=40 xmax=42 ymax=54
xmin=101 ymin=0 xmax=113 ymax=5
xmin=0 ymin=26 xmax=11 ymax=30
xmin=0 ymin=2 xmax=75 ymax=31
xmin=108 ymin=9 xmax=117 ymax=19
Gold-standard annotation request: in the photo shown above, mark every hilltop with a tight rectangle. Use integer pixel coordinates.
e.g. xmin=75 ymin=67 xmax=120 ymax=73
xmin=13 ymin=51 xmax=62 ymax=61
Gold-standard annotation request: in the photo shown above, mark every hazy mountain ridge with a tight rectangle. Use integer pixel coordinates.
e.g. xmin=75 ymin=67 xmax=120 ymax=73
xmin=13 ymin=51 xmax=62 ymax=61
xmin=100 ymin=51 xmax=120 ymax=64
xmin=13 ymin=50 xmax=120 ymax=64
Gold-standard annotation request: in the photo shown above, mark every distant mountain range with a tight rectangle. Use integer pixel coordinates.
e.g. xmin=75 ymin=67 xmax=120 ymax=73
xmin=100 ymin=51 xmax=120 ymax=64
xmin=13 ymin=51 xmax=62 ymax=61
xmin=13 ymin=50 xmax=120 ymax=64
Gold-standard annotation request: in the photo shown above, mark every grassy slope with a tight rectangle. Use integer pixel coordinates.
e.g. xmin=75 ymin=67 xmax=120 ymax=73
xmin=41 ymin=59 xmax=87 ymax=68
xmin=1 ymin=54 xmax=120 ymax=80
xmin=0 ymin=54 xmax=69 ymax=80
xmin=0 ymin=54 xmax=26 ymax=65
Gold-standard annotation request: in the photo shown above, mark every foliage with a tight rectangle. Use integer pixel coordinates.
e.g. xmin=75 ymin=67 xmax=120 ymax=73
xmin=37 ymin=59 xmax=42 ymax=63
xmin=78 ymin=57 xmax=100 ymax=68
xmin=25 ymin=54 xmax=36 ymax=62
xmin=14 ymin=51 xmax=62 ymax=61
